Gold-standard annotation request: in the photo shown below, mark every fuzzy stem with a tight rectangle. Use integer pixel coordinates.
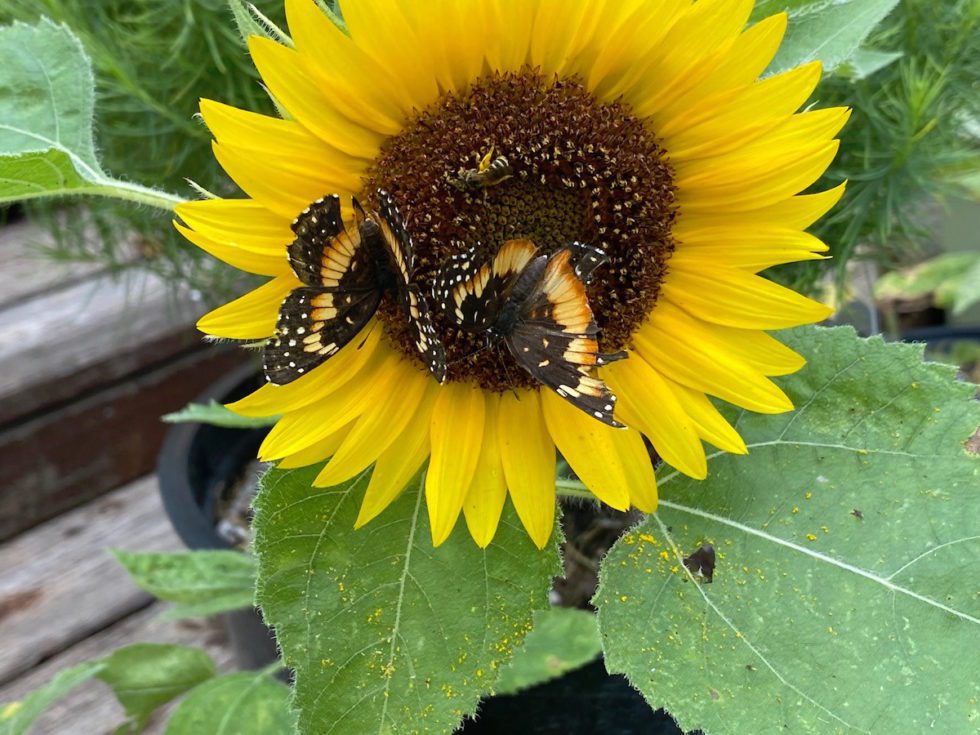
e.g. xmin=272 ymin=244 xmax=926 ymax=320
xmin=86 ymin=179 xmax=184 ymax=211
xmin=555 ymin=479 xmax=592 ymax=500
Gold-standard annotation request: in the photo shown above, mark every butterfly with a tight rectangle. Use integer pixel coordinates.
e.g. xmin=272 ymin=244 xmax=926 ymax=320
xmin=432 ymin=238 xmax=626 ymax=426
xmin=263 ymin=191 xmax=446 ymax=385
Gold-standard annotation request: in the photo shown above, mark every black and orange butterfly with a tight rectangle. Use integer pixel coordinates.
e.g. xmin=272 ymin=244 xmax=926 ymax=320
xmin=264 ymin=191 xmax=446 ymax=384
xmin=432 ymin=239 xmax=625 ymax=426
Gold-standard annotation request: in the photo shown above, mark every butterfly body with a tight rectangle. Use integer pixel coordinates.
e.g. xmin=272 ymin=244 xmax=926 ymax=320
xmin=434 ymin=239 xmax=625 ymax=426
xmin=265 ymin=191 xmax=446 ymax=385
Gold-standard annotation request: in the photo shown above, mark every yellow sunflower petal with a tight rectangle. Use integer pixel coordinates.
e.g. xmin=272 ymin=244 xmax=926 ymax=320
xmin=227 ymin=325 xmax=382 ymax=418
xmin=677 ymin=141 xmax=840 ymax=213
xmin=284 ymin=0 xmax=412 ymax=132
xmin=662 ymin=377 xmax=748 ymax=455
xmin=173 ymin=222 xmax=289 ymax=276
xmin=662 ymin=62 xmax=823 ymax=157
xmin=175 ymin=198 xmax=293 ymax=251
xmin=645 ymin=301 xmax=807 ymax=377
xmin=498 ymin=391 xmax=556 ymax=549
xmin=315 ymin=0 xmax=439 ymax=122
xmin=426 ymin=383 xmax=486 ymax=546
xmin=678 ymin=182 xmax=846 ymax=232
xmin=632 ymin=316 xmax=794 ymax=414
xmin=248 ymin=34 xmax=384 ymax=159
xmin=657 ymin=12 xmax=788 ymax=127
xmin=276 ymin=423 xmax=353 ymax=469
xmin=462 ymin=393 xmax=509 ymax=548
xmin=355 ymin=404 xmax=432 ymax=529
xmin=670 ymin=228 xmax=828 ymax=271
xmin=403 ymin=0 xmax=485 ymax=93
xmin=315 ymin=368 xmax=436 ymax=487
xmin=662 ymin=262 xmax=834 ymax=329
xmin=605 ymin=356 xmax=707 ymax=480
xmin=541 ymin=391 xmax=652 ymax=510
xmin=258 ymin=352 xmax=400 ymax=460
xmin=584 ymin=1 xmax=686 ymax=97
xmin=627 ymin=0 xmax=755 ymax=117
xmin=212 ymin=140 xmax=353 ymax=220
xmin=197 ymin=276 xmax=297 ymax=340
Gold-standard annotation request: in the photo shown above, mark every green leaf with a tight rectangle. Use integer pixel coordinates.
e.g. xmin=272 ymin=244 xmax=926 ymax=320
xmin=766 ymin=0 xmax=900 ymax=75
xmin=874 ymin=252 xmax=980 ymax=309
xmin=164 ymin=671 xmax=295 ymax=735
xmin=595 ymin=326 xmax=980 ymax=734
xmin=253 ymin=467 xmax=560 ymax=735
xmin=0 ymin=662 xmax=106 ymax=735
xmin=227 ymin=1 xmax=293 ymax=47
xmin=952 ymin=257 xmax=980 ymax=316
xmin=835 ymin=47 xmax=903 ymax=79
xmin=113 ymin=550 xmax=257 ymax=619
xmin=161 ymin=400 xmax=278 ymax=428
xmin=97 ymin=644 xmax=215 ymax=730
xmin=493 ymin=608 xmax=602 ymax=696
xmin=0 ymin=19 xmax=180 ymax=209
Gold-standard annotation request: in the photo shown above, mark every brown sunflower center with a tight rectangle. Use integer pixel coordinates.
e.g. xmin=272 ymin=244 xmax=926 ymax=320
xmin=364 ymin=69 xmax=677 ymax=391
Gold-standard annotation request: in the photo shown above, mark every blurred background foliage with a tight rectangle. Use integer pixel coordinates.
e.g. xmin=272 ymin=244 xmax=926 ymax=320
xmin=1 ymin=0 xmax=977 ymax=307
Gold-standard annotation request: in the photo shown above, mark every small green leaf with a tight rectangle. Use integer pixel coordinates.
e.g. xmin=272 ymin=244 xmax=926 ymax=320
xmin=494 ymin=608 xmax=602 ymax=696
xmin=874 ymin=251 xmax=980 ymax=310
xmin=595 ymin=326 xmax=980 ymax=734
xmin=97 ymin=644 xmax=215 ymax=730
xmin=0 ymin=662 xmax=106 ymax=735
xmin=161 ymin=400 xmax=278 ymax=428
xmin=0 ymin=18 xmax=179 ymax=209
xmin=113 ymin=550 xmax=257 ymax=619
xmin=766 ymin=0 xmax=900 ymax=75
xmin=835 ymin=47 xmax=903 ymax=79
xmin=253 ymin=468 xmax=560 ymax=735
xmin=952 ymin=257 xmax=980 ymax=316
xmin=164 ymin=671 xmax=294 ymax=735
xmin=227 ymin=1 xmax=293 ymax=47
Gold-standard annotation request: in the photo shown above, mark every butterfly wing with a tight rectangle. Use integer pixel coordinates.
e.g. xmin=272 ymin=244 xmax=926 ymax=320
xmin=264 ymin=287 xmax=381 ymax=385
xmin=565 ymin=242 xmax=608 ymax=284
xmin=405 ymin=285 xmax=447 ymax=383
xmin=506 ymin=248 xmax=623 ymax=427
xmin=372 ymin=190 xmax=447 ymax=382
xmin=433 ymin=238 xmax=538 ymax=331
xmin=287 ymin=195 xmax=376 ymax=291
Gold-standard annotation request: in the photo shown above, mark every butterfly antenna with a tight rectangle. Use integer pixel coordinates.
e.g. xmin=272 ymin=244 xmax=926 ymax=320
xmin=494 ymin=342 xmax=520 ymax=399
xmin=446 ymin=339 xmax=493 ymax=367
xmin=356 ymin=319 xmax=380 ymax=350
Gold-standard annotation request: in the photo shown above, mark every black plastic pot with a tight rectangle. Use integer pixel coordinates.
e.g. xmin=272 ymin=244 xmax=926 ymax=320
xmin=459 ymin=659 xmax=689 ymax=734
xmin=157 ymin=362 xmax=279 ymax=670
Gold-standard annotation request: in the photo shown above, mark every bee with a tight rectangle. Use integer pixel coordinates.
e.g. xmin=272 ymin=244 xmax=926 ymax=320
xmin=451 ymin=147 xmax=514 ymax=191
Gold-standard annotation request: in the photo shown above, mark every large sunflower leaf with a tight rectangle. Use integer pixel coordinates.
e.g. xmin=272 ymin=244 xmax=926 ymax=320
xmin=0 ymin=18 xmax=179 ymax=208
xmin=760 ymin=0 xmax=900 ymax=75
xmin=595 ymin=326 xmax=979 ymax=734
xmin=253 ymin=468 xmax=560 ymax=735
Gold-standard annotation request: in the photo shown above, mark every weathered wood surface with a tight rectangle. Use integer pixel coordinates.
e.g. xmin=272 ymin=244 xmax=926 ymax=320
xmin=0 ymin=604 xmax=236 ymax=735
xmin=0 ymin=262 xmax=207 ymax=426
xmin=0 ymin=220 xmax=103 ymax=312
xmin=0 ymin=476 xmax=184 ymax=684
xmin=0 ymin=345 xmax=246 ymax=541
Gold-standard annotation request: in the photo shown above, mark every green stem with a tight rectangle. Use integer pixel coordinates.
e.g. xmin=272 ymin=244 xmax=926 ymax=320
xmin=555 ymin=478 xmax=593 ymax=500
xmin=86 ymin=179 xmax=184 ymax=211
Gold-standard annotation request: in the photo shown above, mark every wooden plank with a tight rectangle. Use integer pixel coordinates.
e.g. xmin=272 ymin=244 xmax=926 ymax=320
xmin=0 ymin=220 xmax=104 ymax=311
xmin=0 ymin=476 xmax=185 ymax=684
xmin=0 ymin=604 xmax=238 ymax=735
xmin=0 ymin=265 xmax=212 ymax=426
xmin=0 ymin=346 xmax=247 ymax=540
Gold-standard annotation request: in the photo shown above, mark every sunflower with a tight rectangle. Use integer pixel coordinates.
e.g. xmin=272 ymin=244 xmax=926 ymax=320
xmin=175 ymin=0 xmax=845 ymax=549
